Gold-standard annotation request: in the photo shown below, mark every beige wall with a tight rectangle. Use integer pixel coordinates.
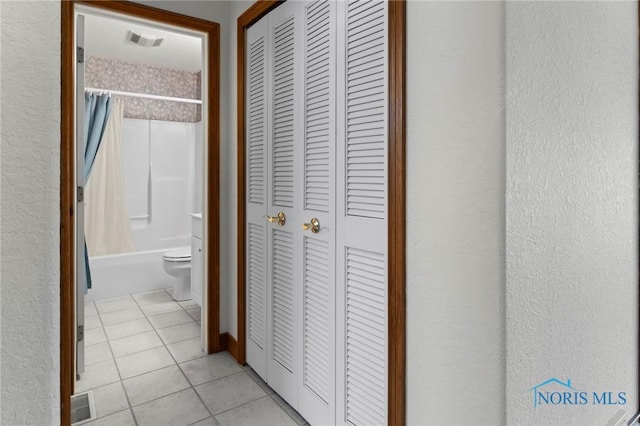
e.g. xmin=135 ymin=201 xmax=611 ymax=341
xmin=406 ymin=2 xmax=506 ymax=423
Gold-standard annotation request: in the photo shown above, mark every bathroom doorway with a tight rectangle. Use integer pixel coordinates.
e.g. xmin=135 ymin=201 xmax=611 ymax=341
xmin=60 ymin=1 xmax=220 ymax=424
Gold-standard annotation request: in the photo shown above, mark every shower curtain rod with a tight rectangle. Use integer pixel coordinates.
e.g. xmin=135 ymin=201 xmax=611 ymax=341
xmin=85 ymin=87 xmax=202 ymax=105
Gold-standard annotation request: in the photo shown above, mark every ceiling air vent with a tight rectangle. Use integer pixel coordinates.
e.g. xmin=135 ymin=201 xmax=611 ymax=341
xmin=126 ymin=30 xmax=164 ymax=47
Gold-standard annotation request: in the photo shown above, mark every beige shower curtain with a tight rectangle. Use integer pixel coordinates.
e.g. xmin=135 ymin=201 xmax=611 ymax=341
xmin=85 ymin=97 xmax=136 ymax=256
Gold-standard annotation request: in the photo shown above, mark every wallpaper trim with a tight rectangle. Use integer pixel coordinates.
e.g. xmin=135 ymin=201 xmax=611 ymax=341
xmin=85 ymin=56 xmax=202 ymax=123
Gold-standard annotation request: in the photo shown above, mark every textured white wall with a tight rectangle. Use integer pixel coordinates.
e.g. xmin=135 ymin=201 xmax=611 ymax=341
xmin=406 ymin=2 xmax=506 ymax=424
xmin=0 ymin=1 xmax=61 ymax=424
xmin=506 ymin=2 xmax=638 ymax=424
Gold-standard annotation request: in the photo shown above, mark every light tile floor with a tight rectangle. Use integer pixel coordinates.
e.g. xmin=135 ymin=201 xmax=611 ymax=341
xmin=77 ymin=289 xmax=308 ymax=426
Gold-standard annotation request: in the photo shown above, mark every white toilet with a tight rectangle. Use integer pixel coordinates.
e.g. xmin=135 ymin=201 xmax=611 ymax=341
xmin=162 ymin=246 xmax=192 ymax=301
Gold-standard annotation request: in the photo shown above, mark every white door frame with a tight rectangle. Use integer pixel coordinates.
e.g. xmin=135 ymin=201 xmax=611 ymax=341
xmin=75 ymin=13 xmax=86 ymax=378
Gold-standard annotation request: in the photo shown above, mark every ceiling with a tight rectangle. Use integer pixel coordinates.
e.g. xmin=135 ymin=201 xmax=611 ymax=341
xmin=84 ymin=13 xmax=203 ymax=73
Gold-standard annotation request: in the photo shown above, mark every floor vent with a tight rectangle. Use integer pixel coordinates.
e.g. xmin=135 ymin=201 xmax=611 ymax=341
xmin=71 ymin=391 xmax=96 ymax=425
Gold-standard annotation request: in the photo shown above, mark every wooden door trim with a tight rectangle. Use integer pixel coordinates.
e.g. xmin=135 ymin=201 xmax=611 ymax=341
xmin=60 ymin=2 xmax=220 ymax=425
xmin=60 ymin=4 xmax=75 ymax=425
xmin=235 ymin=1 xmax=406 ymax=424
xmin=388 ymin=2 xmax=407 ymax=424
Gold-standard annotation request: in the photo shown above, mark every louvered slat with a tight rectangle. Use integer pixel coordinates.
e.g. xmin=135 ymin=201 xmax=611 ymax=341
xmin=272 ymin=229 xmax=295 ymax=372
xmin=303 ymin=237 xmax=330 ymax=403
xmin=305 ymin=0 xmax=331 ymax=213
xmin=346 ymin=0 xmax=386 ymax=220
xmin=345 ymin=246 xmax=385 ymax=426
xmin=272 ymin=17 xmax=295 ymax=208
xmin=248 ymin=36 xmax=266 ymax=205
xmin=248 ymin=224 xmax=266 ymax=349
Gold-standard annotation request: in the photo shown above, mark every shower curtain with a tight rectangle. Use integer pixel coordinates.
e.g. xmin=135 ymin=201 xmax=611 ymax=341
xmin=85 ymin=97 xmax=136 ymax=256
xmin=84 ymin=92 xmax=112 ymax=290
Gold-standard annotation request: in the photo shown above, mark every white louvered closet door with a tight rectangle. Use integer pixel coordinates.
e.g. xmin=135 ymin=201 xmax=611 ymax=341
xmin=265 ymin=1 xmax=304 ymax=408
xmin=336 ymin=1 xmax=389 ymax=425
xmin=297 ymin=1 xmax=337 ymax=425
xmin=246 ymin=0 xmax=389 ymax=424
xmin=246 ymin=16 xmax=269 ymax=380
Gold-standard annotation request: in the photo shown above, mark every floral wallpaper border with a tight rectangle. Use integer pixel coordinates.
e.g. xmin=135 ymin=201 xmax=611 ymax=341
xmin=85 ymin=56 xmax=201 ymax=123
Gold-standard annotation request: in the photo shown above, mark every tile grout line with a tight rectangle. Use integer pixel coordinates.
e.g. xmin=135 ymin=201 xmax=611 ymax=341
xmin=212 ymin=395 xmax=273 ymax=418
xmin=243 ymin=367 xmax=305 ymax=425
xmin=125 ymin=288 xmax=186 ymax=425
xmin=190 ymin=369 xmax=268 ymax=423
xmin=83 ymin=291 xmax=203 ymax=424
xmin=97 ymin=302 xmax=203 ymax=382
xmin=157 ymin=294 xmax=216 ymax=423
xmin=129 ymin=291 xmax=270 ymax=424
xmin=78 ymin=297 xmax=138 ymax=425
xmin=102 ymin=293 xmax=141 ymax=426
xmin=268 ymin=392 xmax=308 ymax=425
xmin=88 ymin=290 xmax=199 ymax=424
xmin=131 ymin=289 xmax=214 ymax=425
xmin=86 ymin=290 xmax=303 ymax=425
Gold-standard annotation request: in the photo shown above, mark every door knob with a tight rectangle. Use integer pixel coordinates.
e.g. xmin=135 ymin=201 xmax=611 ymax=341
xmin=265 ymin=212 xmax=286 ymax=226
xmin=302 ymin=218 xmax=320 ymax=233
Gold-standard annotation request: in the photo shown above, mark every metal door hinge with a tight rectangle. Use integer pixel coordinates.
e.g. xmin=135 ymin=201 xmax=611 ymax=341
xmin=77 ymin=186 xmax=84 ymax=203
xmin=77 ymin=46 xmax=84 ymax=64
xmin=77 ymin=325 xmax=84 ymax=342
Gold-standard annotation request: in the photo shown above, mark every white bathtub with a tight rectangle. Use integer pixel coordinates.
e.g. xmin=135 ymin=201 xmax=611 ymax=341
xmin=86 ymin=247 xmax=181 ymax=301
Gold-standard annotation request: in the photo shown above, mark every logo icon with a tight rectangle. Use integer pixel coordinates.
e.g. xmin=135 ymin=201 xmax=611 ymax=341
xmin=527 ymin=378 xmax=627 ymax=408
xmin=527 ymin=378 xmax=577 ymax=408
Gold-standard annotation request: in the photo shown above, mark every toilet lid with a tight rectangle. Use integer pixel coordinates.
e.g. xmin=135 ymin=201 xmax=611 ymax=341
xmin=163 ymin=246 xmax=191 ymax=261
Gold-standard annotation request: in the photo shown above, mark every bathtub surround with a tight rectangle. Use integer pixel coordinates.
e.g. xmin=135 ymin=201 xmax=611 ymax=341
xmin=85 ymin=56 xmax=202 ymax=122
xmin=86 ymin=249 xmax=174 ymax=302
xmin=122 ymin=119 xmax=200 ymax=251
xmin=86 ymin=118 xmax=202 ymax=301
